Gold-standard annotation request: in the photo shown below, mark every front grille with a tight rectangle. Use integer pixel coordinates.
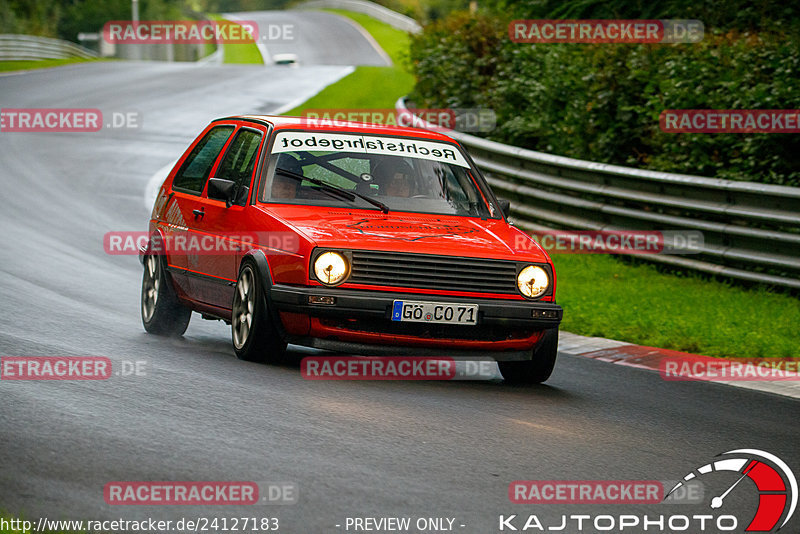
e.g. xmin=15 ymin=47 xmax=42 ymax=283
xmin=348 ymin=250 xmax=519 ymax=294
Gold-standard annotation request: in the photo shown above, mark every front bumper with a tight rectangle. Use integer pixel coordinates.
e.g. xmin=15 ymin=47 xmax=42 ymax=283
xmin=271 ymin=285 xmax=562 ymax=326
xmin=269 ymin=284 xmax=562 ymax=360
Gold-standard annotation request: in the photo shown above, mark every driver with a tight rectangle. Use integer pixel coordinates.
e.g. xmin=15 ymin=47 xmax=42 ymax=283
xmin=373 ymin=159 xmax=416 ymax=198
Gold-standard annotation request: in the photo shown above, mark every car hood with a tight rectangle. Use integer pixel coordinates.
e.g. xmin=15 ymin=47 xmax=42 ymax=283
xmin=261 ymin=205 xmax=549 ymax=262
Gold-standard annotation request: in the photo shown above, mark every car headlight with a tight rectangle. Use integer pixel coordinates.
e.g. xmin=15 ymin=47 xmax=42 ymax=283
xmin=517 ymin=265 xmax=549 ymax=298
xmin=313 ymin=251 xmax=349 ymax=286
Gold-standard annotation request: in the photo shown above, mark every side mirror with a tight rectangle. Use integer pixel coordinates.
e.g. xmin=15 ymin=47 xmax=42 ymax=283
xmin=234 ymin=186 xmax=249 ymax=206
xmin=208 ymin=178 xmax=235 ymax=203
xmin=498 ymin=198 xmax=511 ymax=218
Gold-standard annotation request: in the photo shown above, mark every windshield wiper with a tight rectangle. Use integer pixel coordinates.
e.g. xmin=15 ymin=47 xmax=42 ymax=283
xmin=276 ymin=168 xmax=389 ymax=214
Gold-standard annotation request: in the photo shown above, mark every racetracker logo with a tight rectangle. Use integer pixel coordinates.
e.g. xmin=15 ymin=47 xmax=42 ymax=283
xmin=102 ymin=20 xmax=258 ymax=44
xmin=515 ymin=230 xmax=703 ymax=254
xmin=509 ymin=19 xmax=704 ymax=43
xmin=301 ymin=358 xmax=500 ymax=381
xmin=1 ymin=357 xmax=147 ymax=380
xmin=661 ymin=356 xmax=800 ymax=381
xmin=302 ymin=357 xmax=456 ymax=380
xmin=1 ymin=357 xmax=112 ymax=380
xmin=666 ymin=449 xmax=797 ymax=532
xmin=103 ymin=481 xmax=297 ymax=505
xmin=0 ymin=109 xmax=140 ymax=132
xmin=301 ymin=108 xmax=497 ymax=133
xmin=104 ymin=231 xmax=300 ymax=255
xmin=660 ymin=110 xmax=800 ymax=133
xmin=509 ymin=481 xmax=663 ymax=504
xmin=499 ymin=449 xmax=796 ymax=532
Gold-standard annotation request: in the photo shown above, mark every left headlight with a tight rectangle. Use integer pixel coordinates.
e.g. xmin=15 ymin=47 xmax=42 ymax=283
xmin=517 ymin=265 xmax=549 ymax=299
xmin=313 ymin=251 xmax=350 ymax=286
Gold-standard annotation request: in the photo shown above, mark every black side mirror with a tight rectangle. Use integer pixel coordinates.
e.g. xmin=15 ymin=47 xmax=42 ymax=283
xmin=498 ymin=198 xmax=511 ymax=218
xmin=234 ymin=186 xmax=249 ymax=206
xmin=207 ymin=177 xmax=235 ymax=204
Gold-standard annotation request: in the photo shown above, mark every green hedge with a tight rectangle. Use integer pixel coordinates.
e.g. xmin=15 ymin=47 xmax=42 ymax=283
xmin=409 ymin=13 xmax=800 ymax=186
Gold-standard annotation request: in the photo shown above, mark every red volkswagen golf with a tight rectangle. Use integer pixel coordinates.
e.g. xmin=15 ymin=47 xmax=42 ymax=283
xmin=140 ymin=116 xmax=562 ymax=383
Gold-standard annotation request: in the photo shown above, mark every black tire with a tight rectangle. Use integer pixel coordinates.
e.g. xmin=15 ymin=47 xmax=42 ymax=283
xmin=141 ymin=252 xmax=191 ymax=336
xmin=231 ymin=259 xmax=287 ymax=363
xmin=498 ymin=327 xmax=559 ymax=385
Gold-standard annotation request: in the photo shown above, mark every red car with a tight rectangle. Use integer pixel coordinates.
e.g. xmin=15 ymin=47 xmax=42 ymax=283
xmin=139 ymin=116 xmax=562 ymax=383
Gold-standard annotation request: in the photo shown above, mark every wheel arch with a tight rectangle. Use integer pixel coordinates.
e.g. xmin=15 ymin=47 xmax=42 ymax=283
xmin=239 ymin=248 xmax=289 ymax=342
xmin=139 ymin=226 xmax=168 ymax=265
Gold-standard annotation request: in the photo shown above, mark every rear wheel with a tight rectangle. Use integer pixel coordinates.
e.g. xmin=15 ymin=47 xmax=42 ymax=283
xmin=498 ymin=328 xmax=559 ymax=384
xmin=141 ymin=253 xmax=191 ymax=336
xmin=231 ymin=260 xmax=286 ymax=363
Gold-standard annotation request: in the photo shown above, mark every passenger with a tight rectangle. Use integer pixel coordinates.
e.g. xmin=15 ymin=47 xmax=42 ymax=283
xmin=273 ymin=155 xmax=301 ymax=199
xmin=271 ymin=173 xmax=297 ymax=199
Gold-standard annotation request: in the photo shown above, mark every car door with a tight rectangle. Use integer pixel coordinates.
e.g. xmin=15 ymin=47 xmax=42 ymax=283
xmin=165 ymin=123 xmax=236 ymax=301
xmin=188 ymin=125 xmax=267 ymax=309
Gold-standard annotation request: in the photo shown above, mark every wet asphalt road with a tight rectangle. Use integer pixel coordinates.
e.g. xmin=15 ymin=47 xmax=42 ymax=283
xmin=0 ymin=10 xmax=798 ymax=534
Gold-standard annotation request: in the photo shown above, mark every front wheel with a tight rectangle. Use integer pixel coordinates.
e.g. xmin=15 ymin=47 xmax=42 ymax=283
xmin=498 ymin=328 xmax=559 ymax=385
xmin=141 ymin=253 xmax=191 ymax=336
xmin=231 ymin=260 xmax=286 ymax=363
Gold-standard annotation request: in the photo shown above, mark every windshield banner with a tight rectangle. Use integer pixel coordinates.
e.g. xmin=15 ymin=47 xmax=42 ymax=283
xmin=272 ymin=132 xmax=471 ymax=168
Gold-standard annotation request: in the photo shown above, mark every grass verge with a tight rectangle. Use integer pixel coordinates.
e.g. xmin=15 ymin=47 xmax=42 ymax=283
xmin=0 ymin=57 xmax=104 ymax=72
xmin=553 ymin=254 xmax=800 ymax=358
xmin=208 ymin=15 xmax=264 ymax=64
xmin=281 ymin=10 xmax=800 ymax=359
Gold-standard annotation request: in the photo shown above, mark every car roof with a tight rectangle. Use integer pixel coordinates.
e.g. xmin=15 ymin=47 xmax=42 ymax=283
xmin=212 ymin=114 xmax=459 ymax=143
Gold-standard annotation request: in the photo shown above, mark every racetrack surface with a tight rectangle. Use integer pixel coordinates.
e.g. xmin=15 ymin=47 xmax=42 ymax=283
xmin=229 ymin=10 xmax=391 ymax=66
xmin=0 ymin=12 xmax=798 ymax=533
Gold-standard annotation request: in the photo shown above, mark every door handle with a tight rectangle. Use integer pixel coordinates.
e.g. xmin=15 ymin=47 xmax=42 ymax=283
xmin=192 ymin=208 xmax=204 ymax=219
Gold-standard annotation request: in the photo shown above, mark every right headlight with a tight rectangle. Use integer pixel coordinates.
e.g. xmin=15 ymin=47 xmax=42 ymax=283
xmin=313 ymin=251 xmax=350 ymax=286
xmin=517 ymin=265 xmax=549 ymax=298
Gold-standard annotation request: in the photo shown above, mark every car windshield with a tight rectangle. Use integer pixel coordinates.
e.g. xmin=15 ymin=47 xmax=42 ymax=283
xmin=261 ymin=131 xmax=497 ymax=218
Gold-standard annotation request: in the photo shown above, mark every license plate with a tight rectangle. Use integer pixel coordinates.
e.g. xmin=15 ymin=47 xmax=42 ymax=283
xmin=391 ymin=300 xmax=478 ymax=325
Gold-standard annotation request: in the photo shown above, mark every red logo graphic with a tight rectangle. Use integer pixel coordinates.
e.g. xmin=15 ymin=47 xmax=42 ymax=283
xmin=301 ymin=357 xmax=456 ymax=380
xmin=509 ymin=480 xmax=663 ymax=504
xmin=104 ymin=482 xmax=259 ymax=505
xmin=0 ymin=109 xmax=102 ymax=132
xmin=666 ymin=449 xmax=797 ymax=531
xmin=660 ymin=110 xmax=800 ymax=133
xmin=1 ymin=357 xmax=112 ymax=380
xmin=102 ymin=20 xmax=258 ymax=44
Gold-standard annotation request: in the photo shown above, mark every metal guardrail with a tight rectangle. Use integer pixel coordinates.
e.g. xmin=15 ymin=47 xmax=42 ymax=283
xmin=0 ymin=34 xmax=98 ymax=60
xmin=397 ymin=97 xmax=800 ymax=289
xmin=296 ymin=0 xmax=421 ymax=33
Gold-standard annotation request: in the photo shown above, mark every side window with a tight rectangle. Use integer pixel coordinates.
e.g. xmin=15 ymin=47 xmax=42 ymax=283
xmin=215 ymin=128 xmax=263 ymax=189
xmin=172 ymin=126 xmax=234 ymax=194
